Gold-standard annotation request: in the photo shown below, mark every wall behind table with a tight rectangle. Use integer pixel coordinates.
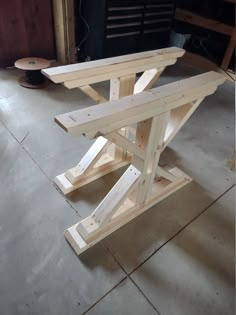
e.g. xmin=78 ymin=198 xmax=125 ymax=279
xmin=0 ymin=0 xmax=56 ymax=67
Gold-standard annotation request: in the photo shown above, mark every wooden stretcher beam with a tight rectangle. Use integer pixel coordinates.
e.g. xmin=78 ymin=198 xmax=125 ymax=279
xmin=55 ymin=72 xmax=225 ymax=137
xmin=42 ymin=47 xmax=185 ymax=84
xmin=63 ymin=60 xmax=175 ymax=88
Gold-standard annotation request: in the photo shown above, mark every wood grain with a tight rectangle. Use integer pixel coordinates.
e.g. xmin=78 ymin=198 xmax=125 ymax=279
xmin=0 ymin=0 xmax=55 ymax=67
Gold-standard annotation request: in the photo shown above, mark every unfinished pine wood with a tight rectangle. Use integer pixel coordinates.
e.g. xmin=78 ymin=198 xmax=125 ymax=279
xmin=105 ymin=131 xmax=145 ymax=160
xmin=110 ymin=75 xmax=136 ymax=101
xmin=65 ymin=136 xmax=110 ymax=184
xmin=50 ymin=49 xmax=187 ymax=198
xmin=53 ymin=70 xmax=225 ymax=255
xmin=52 ymin=48 xmax=171 ymax=196
xmin=55 ymin=157 xmax=130 ymax=195
xmin=42 ymin=47 xmax=184 ymax=84
xmin=64 ymin=167 xmax=192 ymax=255
xmin=162 ymin=98 xmax=204 ymax=151
xmin=79 ymin=85 xmax=108 ymax=103
xmin=156 ymin=166 xmax=178 ymax=182
xmin=52 ymin=0 xmax=76 ymax=64
xmin=134 ymin=67 xmax=164 ymax=94
xmin=45 ymin=47 xmax=226 ymax=256
xmin=110 ymin=74 xmax=136 ymax=160
xmin=77 ymin=165 xmax=141 ymax=241
xmin=63 ymin=59 xmax=176 ymax=88
xmin=55 ymin=72 xmax=225 ymax=138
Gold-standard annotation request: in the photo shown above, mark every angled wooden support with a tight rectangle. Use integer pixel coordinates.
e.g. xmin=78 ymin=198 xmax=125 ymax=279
xmin=79 ymin=85 xmax=108 ymax=104
xmin=162 ymin=98 xmax=204 ymax=151
xmin=77 ymin=165 xmax=141 ymax=242
xmin=53 ymin=71 xmax=225 ymax=255
xmin=44 ymin=48 xmax=186 ymax=195
xmin=134 ymin=67 xmax=165 ymax=94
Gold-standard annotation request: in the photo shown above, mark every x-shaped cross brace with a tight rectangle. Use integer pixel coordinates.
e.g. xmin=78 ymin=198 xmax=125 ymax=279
xmin=53 ymin=71 xmax=225 ymax=255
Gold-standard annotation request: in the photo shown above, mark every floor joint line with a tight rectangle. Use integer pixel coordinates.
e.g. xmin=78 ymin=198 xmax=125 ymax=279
xmin=128 ymin=184 xmax=235 ymax=276
xmin=0 ymin=119 xmax=81 ymax=218
xmin=81 ymin=276 xmax=128 ymax=315
xmin=100 ymin=243 xmax=161 ymax=314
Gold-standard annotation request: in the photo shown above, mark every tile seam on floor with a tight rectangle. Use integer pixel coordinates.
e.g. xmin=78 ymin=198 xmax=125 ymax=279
xmin=97 ymin=185 xmax=235 ymax=315
xmin=127 ymin=184 xmax=235 ymax=277
xmin=0 ymin=119 xmax=81 ymax=217
xmin=100 ymin=243 xmax=162 ymax=315
xmin=81 ymin=276 xmax=128 ymax=315
xmin=128 ymin=277 xmax=162 ymax=315
xmin=19 ymin=130 xmax=29 ymax=143
xmin=1 ymin=120 xmax=133 ymax=315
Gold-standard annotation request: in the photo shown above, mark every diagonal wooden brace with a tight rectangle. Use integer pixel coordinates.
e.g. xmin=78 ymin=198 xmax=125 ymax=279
xmin=77 ymin=165 xmax=141 ymax=242
xmin=53 ymin=68 xmax=167 ymax=195
xmin=43 ymin=48 xmax=186 ymax=195
xmin=52 ymin=71 xmax=226 ymax=255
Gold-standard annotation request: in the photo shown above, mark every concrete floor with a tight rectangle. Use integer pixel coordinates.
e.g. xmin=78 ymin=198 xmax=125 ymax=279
xmin=0 ymin=62 xmax=234 ymax=315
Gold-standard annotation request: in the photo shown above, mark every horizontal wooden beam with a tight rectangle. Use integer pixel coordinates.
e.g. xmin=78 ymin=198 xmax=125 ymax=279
xmin=55 ymin=72 xmax=225 ymax=137
xmin=175 ymin=9 xmax=234 ymax=36
xmin=42 ymin=47 xmax=184 ymax=84
xmin=64 ymin=60 xmax=176 ymax=88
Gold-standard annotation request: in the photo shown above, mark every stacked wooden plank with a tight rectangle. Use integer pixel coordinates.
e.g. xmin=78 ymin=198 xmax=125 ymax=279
xmin=42 ymin=47 xmax=185 ymax=88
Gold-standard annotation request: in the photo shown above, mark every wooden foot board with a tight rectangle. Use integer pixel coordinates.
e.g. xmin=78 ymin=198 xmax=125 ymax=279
xmin=43 ymin=48 xmax=226 ymax=256
xmin=55 ymin=157 xmax=130 ymax=195
xmin=65 ymin=167 xmax=191 ymax=255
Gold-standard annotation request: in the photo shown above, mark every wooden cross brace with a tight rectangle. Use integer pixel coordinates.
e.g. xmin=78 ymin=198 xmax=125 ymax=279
xmin=53 ymin=71 xmax=225 ymax=255
xmin=43 ymin=47 xmax=186 ymax=195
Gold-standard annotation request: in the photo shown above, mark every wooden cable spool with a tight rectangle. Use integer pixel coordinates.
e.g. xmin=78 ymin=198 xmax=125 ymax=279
xmin=14 ymin=57 xmax=50 ymax=89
